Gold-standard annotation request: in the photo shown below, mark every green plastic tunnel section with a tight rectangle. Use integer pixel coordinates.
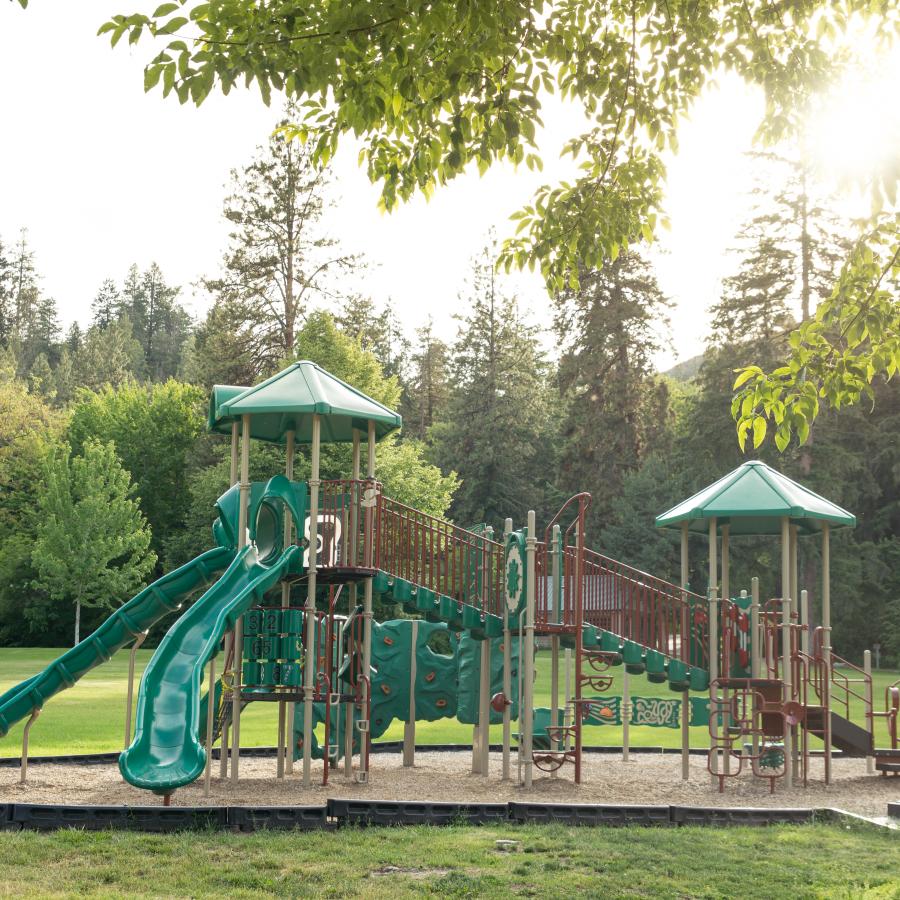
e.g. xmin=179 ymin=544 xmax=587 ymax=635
xmin=119 ymin=543 xmax=301 ymax=793
xmin=0 ymin=544 xmax=235 ymax=740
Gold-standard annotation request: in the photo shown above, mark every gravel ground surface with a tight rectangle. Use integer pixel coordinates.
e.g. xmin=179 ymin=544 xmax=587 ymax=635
xmin=2 ymin=752 xmax=898 ymax=818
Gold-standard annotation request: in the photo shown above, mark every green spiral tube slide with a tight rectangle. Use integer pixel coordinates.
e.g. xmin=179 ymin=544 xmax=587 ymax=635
xmin=119 ymin=543 xmax=300 ymax=794
xmin=0 ymin=545 xmax=235 ymax=740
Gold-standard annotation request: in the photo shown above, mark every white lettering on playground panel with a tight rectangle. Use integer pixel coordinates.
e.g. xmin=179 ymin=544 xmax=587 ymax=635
xmin=303 ymin=513 xmax=343 ymax=567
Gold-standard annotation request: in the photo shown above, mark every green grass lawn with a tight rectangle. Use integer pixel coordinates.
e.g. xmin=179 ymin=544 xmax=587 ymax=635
xmin=1 ymin=647 xmax=897 ymax=757
xmin=0 ymin=822 xmax=897 ymax=898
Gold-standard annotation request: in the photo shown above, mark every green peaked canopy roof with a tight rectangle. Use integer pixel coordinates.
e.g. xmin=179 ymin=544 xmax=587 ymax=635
xmin=208 ymin=361 xmax=402 ymax=445
xmin=655 ymin=460 xmax=855 ymax=536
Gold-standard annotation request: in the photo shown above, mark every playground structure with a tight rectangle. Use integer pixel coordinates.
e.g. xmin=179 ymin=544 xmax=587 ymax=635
xmin=1 ymin=361 xmax=898 ymax=800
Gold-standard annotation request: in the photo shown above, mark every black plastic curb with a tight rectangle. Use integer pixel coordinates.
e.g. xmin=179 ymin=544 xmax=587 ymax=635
xmin=0 ymin=801 xmax=883 ymax=832
xmin=509 ymin=802 xmax=670 ymax=826
xmin=327 ymin=799 xmax=508 ymax=826
xmin=887 ymin=801 xmax=899 ymax=820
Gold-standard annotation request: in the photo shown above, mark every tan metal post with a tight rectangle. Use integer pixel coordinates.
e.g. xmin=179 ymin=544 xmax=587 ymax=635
xmin=781 ymin=516 xmax=793 ymax=789
xmin=550 ymin=524 xmax=561 ymax=764
xmin=800 ymin=589 xmax=810 ymax=657
xmin=822 ymin=522 xmax=832 ymax=784
xmin=864 ymin=649 xmax=875 ymax=774
xmin=680 ymin=521 xmax=690 ymax=781
xmin=303 ymin=414 xmax=322 ymax=787
xmin=124 ymin=631 xmax=147 ymax=749
xmin=204 ymin=655 xmax=216 ymax=797
xmin=403 ymin=619 xmax=418 ymax=767
xmin=345 ymin=429 xmax=361 ymax=778
xmin=358 ymin=420 xmax=376 ymax=782
xmin=231 ymin=413 xmax=251 ymax=785
xmin=750 ymin=577 xmax=761 ymax=762
xmin=220 ymin=420 xmax=240 ymax=780
xmin=19 ymin=708 xmax=41 ymax=784
xmin=278 ymin=429 xmax=296 ymax=780
xmin=721 ymin=523 xmax=731 ymax=776
xmin=708 ymin=517 xmax=718 ymax=785
xmin=622 ymin=669 xmax=631 ymax=762
xmin=501 ymin=517 xmax=513 ymax=781
xmin=790 ymin=524 xmax=799 ymax=623
xmin=522 ymin=510 xmax=537 ymax=789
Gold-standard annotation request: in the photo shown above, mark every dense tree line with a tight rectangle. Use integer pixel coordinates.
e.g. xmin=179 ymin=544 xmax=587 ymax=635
xmin=0 ymin=120 xmax=895 ymax=665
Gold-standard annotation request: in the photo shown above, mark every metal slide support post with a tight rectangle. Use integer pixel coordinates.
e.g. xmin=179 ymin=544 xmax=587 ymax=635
xmin=204 ymin=656 xmax=216 ymax=797
xmin=404 ymin=619 xmax=418 ymax=766
xmin=477 ymin=622 xmax=492 ymax=774
xmin=721 ymin=524 xmax=730 ymax=776
xmin=800 ymin=589 xmax=810 ymax=657
xmin=501 ymin=518 xmax=513 ymax=781
xmin=360 ymin=421 xmax=376 ymax=782
xmin=124 ymin=631 xmax=148 ymax=749
xmin=781 ymin=516 xmax=793 ymax=789
xmin=864 ymin=650 xmax=875 ymax=775
xmin=231 ymin=413 xmax=251 ymax=785
xmin=708 ymin=517 xmax=718 ymax=786
xmin=622 ymin=669 xmax=631 ymax=762
xmin=220 ymin=420 xmax=240 ymax=779
xmin=278 ymin=429 xmax=295 ymax=779
xmin=680 ymin=521 xmax=690 ymax=780
xmin=20 ymin=708 xmax=41 ymax=784
xmin=822 ymin=523 xmax=832 ymax=785
xmin=550 ymin=524 xmax=561 ymax=764
xmin=345 ymin=429 xmax=361 ymax=778
xmin=750 ymin=577 xmax=760 ymax=760
xmin=564 ymin=648 xmax=572 ymax=751
xmin=303 ymin=414 xmax=322 ymax=787
xmin=523 ymin=511 xmax=537 ymax=789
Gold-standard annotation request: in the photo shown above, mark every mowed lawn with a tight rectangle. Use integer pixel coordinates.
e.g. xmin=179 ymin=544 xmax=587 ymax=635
xmin=1 ymin=647 xmax=897 ymax=757
xmin=0 ymin=822 xmax=898 ymax=898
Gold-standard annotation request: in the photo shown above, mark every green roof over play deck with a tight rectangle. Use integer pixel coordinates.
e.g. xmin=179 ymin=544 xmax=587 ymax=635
xmin=654 ymin=460 xmax=855 ymax=535
xmin=207 ymin=361 xmax=402 ymax=444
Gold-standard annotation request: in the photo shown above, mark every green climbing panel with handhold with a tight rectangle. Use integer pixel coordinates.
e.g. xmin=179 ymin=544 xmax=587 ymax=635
xmin=456 ymin=631 xmax=521 ymax=725
xmin=295 ymin=617 xmax=459 ymax=763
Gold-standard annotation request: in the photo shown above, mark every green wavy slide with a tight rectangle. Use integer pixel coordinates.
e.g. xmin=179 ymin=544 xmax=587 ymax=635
xmin=0 ymin=545 xmax=234 ymax=740
xmin=119 ymin=543 xmax=300 ymax=794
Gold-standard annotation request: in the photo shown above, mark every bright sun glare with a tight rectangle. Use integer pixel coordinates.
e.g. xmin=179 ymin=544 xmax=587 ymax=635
xmin=806 ymin=46 xmax=900 ymax=186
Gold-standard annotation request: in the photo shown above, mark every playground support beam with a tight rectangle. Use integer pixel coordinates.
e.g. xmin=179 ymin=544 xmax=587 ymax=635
xmin=522 ymin=510 xmax=537 ymax=789
xmin=622 ymin=669 xmax=630 ymax=762
xmin=708 ymin=517 xmax=718 ymax=787
xmin=19 ymin=707 xmax=40 ymax=784
xmin=721 ymin=524 xmax=730 ymax=777
xmin=220 ymin=420 xmax=240 ymax=779
xmin=864 ymin=649 xmax=875 ymax=775
xmin=781 ymin=515 xmax=793 ymax=789
xmin=203 ymin=655 xmax=216 ymax=797
xmin=822 ymin=522 xmax=832 ymax=784
xmin=750 ymin=577 xmax=760 ymax=762
xmin=501 ymin=517 xmax=513 ymax=781
xmin=303 ymin=413 xmax=322 ymax=788
xmin=231 ymin=413 xmax=251 ymax=785
xmin=360 ymin=420 xmax=376 ymax=782
xmin=403 ymin=619 xmax=418 ymax=767
xmin=345 ymin=429 xmax=361 ymax=779
xmin=124 ymin=630 xmax=147 ymax=752
xmin=550 ymin=524 xmax=561 ymax=769
xmin=278 ymin=429 xmax=296 ymax=780
xmin=680 ymin=521 xmax=690 ymax=781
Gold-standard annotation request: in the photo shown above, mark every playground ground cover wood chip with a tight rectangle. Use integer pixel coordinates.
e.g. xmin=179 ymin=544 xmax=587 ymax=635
xmin=2 ymin=750 xmax=898 ymax=820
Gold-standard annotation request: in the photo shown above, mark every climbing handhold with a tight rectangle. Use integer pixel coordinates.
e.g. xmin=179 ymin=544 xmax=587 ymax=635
xmin=425 ymin=671 xmax=436 ymax=683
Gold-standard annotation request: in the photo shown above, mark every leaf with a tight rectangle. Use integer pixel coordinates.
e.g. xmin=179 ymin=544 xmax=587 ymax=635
xmin=752 ymin=416 xmax=767 ymax=449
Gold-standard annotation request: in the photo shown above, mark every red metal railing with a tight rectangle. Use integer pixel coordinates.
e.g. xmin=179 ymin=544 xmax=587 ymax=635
xmin=374 ymin=494 xmax=506 ymax=618
xmin=579 ymin=548 xmax=706 ymax=664
xmin=318 ymin=479 xmax=373 ymax=569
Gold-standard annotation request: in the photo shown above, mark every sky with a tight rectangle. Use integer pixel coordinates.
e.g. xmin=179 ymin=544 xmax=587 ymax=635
xmin=0 ymin=4 xmax=893 ymax=371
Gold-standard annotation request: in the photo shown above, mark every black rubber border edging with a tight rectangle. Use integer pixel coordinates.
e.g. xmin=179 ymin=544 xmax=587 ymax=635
xmin=0 ymin=801 xmax=846 ymax=832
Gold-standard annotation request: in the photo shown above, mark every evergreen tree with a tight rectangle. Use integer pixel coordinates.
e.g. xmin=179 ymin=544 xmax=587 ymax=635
xmin=72 ymin=317 xmax=144 ymax=391
xmin=0 ymin=235 xmax=13 ymax=346
xmin=554 ymin=251 xmax=672 ymax=537
xmin=203 ymin=105 xmax=360 ymax=377
xmin=401 ymin=318 xmax=450 ymax=443
xmin=430 ymin=243 xmax=554 ymax=531
xmin=32 ymin=440 xmax=156 ymax=644
xmin=65 ymin=322 xmax=82 ymax=353
xmin=336 ymin=295 xmax=409 ymax=381
xmin=141 ymin=262 xmax=190 ymax=381
xmin=91 ymin=278 xmax=120 ymax=329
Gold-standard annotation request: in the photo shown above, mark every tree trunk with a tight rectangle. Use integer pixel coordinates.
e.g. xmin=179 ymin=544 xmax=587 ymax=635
xmin=74 ymin=599 xmax=81 ymax=646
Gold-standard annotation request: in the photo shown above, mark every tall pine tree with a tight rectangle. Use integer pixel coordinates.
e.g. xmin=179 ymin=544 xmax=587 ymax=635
xmin=554 ymin=251 xmax=672 ymax=537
